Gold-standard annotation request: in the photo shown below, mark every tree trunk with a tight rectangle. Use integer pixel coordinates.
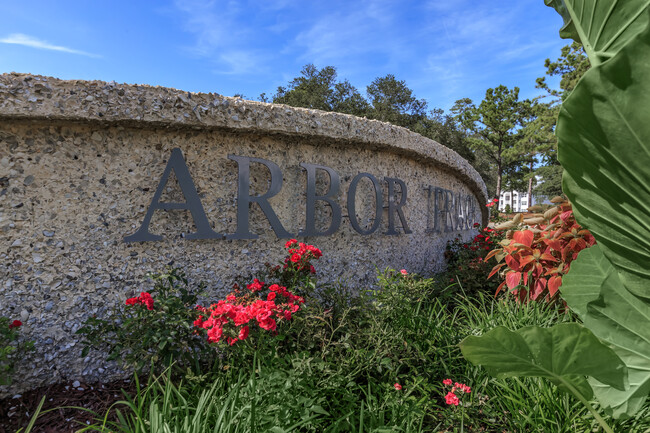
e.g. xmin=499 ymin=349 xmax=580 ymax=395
xmin=495 ymin=166 xmax=502 ymax=202
xmin=527 ymin=160 xmax=534 ymax=210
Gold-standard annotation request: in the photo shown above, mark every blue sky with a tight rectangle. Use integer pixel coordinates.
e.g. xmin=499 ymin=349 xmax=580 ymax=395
xmin=0 ymin=1 xmax=567 ymax=112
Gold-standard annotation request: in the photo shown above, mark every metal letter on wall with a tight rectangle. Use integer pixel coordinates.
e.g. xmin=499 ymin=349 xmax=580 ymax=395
xmin=347 ymin=173 xmax=383 ymax=235
xmin=124 ymin=148 xmax=222 ymax=242
xmin=300 ymin=163 xmax=342 ymax=237
xmin=227 ymin=155 xmax=292 ymax=240
xmin=383 ymin=177 xmax=412 ymax=235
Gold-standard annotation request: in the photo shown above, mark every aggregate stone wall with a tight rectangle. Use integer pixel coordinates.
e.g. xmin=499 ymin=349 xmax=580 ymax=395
xmin=0 ymin=73 xmax=488 ymax=395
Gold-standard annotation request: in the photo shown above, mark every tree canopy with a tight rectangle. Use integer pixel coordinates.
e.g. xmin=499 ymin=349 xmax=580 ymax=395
xmin=264 ymin=55 xmax=588 ymax=202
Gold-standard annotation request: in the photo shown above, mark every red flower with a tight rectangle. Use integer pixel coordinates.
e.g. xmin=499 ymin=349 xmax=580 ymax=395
xmin=9 ymin=320 xmax=22 ymax=329
xmin=394 ymin=383 xmax=402 ymax=390
xmin=400 ymin=269 xmax=408 ymax=276
xmin=443 ymin=378 xmax=452 ymax=386
xmin=445 ymin=391 xmax=459 ymax=406
xmin=125 ymin=292 xmax=154 ymax=310
xmin=247 ymin=278 xmax=264 ymax=292
xmin=238 ymin=325 xmax=249 ymax=341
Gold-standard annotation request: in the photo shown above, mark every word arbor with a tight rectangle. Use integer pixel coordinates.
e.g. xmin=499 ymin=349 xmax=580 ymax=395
xmin=124 ymin=148 xmax=412 ymax=242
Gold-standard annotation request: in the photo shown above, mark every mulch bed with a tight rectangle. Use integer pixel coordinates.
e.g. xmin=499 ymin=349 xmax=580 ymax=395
xmin=0 ymin=379 xmax=137 ymax=433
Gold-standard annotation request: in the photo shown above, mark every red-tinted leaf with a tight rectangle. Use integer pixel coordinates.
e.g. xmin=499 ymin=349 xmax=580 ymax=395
xmin=495 ymin=280 xmax=507 ymax=297
xmin=488 ymin=263 xmax=506 ymax=279
xmin=523 ymin=270 xmax=529 ymax=286
xmin=517 ymin=288 xmax=529 ymax=303
xmin=542 ymin=238 xmax=563 ymax=252
xmin=540 ymin=253 xmax=559 ymax=262
xmin=569 ymin=237 xmax=587 ymax=252
xmin=560 ymin=210 xmax=573 ymax=222
xmin=513 ymin=230 xmax=534 ymax=248
xmin=518 ymin=255 xmax=536 ymax=268
xmin=544 ymin=266 xmax=561 ymax=276
xmin=532 ymin=278 xmax=547 ymax=300
xmin=505 ymin=254 xmax=521 ymax=272
xmin=506 ymin=271 xmax=522 ymax=290
xmin=485 ymin=248 xmax=501 ymax=262
xmin=548 ymin=275 xmax=562 ymax=297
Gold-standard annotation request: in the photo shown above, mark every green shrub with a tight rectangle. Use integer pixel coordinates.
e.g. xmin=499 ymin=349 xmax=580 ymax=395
xmin=77 ymin=268 xmax=213 ymax=374
xmin=441 ymin=225 xmax=505 ymax=299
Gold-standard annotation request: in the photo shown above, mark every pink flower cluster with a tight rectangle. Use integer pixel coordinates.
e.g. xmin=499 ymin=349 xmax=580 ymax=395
xmin=125 ymin=292 xmax=154 ymax=310
xmin=442 ymin=379 xmax=471 ymax=406
xmin=194 ymin=278 xmax=304 ymax=346
xmin=284 ymin=239 xmax=322 ymax=273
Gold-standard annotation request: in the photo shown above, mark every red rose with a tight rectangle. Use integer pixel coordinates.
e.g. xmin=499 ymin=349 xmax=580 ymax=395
xmin=9 ymin=320 xmax=22 ymax=329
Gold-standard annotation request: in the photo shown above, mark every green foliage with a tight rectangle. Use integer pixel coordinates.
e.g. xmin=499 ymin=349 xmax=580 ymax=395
xmin=71 ymin=262 xmax=650 ymax=432
xmin=460 ymin=324 xmax=626 ymax=400
xmin=460 ymin=1 xmax=650 ymax=427
xmin=547 ymin=0 xmax=650 ymax=418
xmin=77 ymin=268 xmax=212 ymax=374
xmin=557 ymin=25 xmax=650 ymax=300
xmin=442 ymin=226 xmax=505 ymax=300
xmin=365 ymin=74 xmax=428 ymax=129
xmin=272 ymin=64 xmax=369 ymax=116
xmin=0 ymin=316 xmax=34 ymax=386
xmin=452 ymin=85 xmax=525 ymax=199
xmin=544 ymin=0 xmax=650 ymax=66
xmin=536 ymin=42 xmax=590 ymax=100
xmin=531 ymin=42 xmax=590 ymax=199
xmin=562 ymin=245 xmax=650 ymax=419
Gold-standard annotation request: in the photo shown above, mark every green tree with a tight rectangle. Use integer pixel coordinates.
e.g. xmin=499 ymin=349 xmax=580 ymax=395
xmin=272 ymin=65 xmax=494 ymax=195
xmin=536 ymin=42 xmax=590 ymax=101
xmin=424 ymin=108 xmax=498 ymax=196
xmin=365 ymin=74 xmax=428 ymax=130
xmin=531 ymin=43 xmax=590 ymax=200
xmin=452 ymin=86 xmax=524 ymax=200
xmin=272 ymin=64 xmax=369 ymax=116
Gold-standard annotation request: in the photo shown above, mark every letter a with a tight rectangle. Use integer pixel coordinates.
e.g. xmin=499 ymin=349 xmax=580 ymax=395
xmin=124 ymin=148 xmax=222 ymax=242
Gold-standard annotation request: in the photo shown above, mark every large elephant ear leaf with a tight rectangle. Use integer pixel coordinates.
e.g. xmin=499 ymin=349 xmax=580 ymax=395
xmin=558 ymin=20 xmax=650 ymax=299
xmin=545 ymin=0 xmax=650 ymax=65
xmin=562 ymin=245 xmax=650 ymax=418
xmin=459 ymin=323 xmax=626 ymax=400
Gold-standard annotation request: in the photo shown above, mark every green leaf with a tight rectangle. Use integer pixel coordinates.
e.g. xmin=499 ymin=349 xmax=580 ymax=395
xmin=563 ymin=245 xmax=650 ymax=418
xmin=460 ymin=323 xmax=626 ymax=400
xmin=545 ymin=0 xmax=650 ymax=65
xmin=561 ymin=247 xmax=607 ymax=318
xmin=558 ymin=22 xmax=650 ymax=299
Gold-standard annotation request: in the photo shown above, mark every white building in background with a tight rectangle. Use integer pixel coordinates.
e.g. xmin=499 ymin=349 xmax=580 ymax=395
xmin=499 ymin=190 xmax=530 ymax=213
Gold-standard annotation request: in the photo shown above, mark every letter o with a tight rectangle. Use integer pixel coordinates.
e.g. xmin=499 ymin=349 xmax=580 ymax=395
xmin=347 ymin=173 xmax=383 ymax=235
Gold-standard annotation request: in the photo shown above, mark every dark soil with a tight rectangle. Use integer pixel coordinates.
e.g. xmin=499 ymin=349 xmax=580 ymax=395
xmin=0 ymin=379 xmax=137 ymax=433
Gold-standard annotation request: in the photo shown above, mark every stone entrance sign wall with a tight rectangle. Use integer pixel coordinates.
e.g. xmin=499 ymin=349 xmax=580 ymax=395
xmin=0 ymin=73 xmax=487 ymax=394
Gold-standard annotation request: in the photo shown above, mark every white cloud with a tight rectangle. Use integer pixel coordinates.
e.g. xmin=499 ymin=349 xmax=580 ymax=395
xmin=0 ymin=33 xmax=100 ymax=58
xmin=172 ymin=0 xmax=266 ymax=74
